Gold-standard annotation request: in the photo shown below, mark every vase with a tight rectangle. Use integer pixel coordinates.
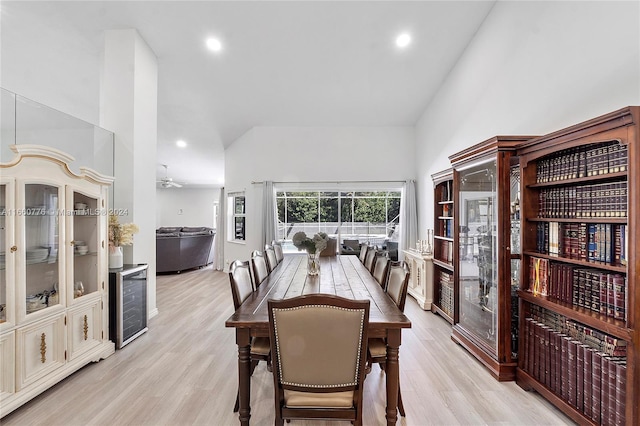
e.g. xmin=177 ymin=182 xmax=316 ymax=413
xmin=109 ymin=246 xmax=123 ymax=269
xmin=307 ymin=251 xmax=320 ymax=276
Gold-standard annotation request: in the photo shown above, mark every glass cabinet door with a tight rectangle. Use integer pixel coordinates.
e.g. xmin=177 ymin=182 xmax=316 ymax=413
xmin=458 ymin=159 xmax=498 ymax=353
xmin=70 ymin=190 xmax=99 ymax=299
xmin=25 ymin=184 xmax=61 ymax=315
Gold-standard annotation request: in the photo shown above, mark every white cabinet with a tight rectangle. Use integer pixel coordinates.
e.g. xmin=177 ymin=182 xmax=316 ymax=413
xmin=16 ymin=314 xmax=66 ymax=390
xmin=0 ymin=331 xmax=15 ymax=399
xmin=403 ymin=250 xmax=434 ymax=310
xmin=0 ymin=145 xmax=115 ymax=417
xmin=67 ymin=299 xmax=102 ymax=361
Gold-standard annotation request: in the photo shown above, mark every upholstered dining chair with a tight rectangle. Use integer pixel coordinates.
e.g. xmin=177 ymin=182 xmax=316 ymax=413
xmin=272 ymin=240 xmax=284 ymax=264
xmin=371 ymin=254 xmax=390 ymax=289
xmin=264 ymin=244 xmax=278 ymax=272
xmin=367 ymin=260 xmax=410 ymax=417
xmin=319 ymin=237 xmax=338 ymax=257
xmin=251 ymin=250 xmax=270 ymax=288
xmin=228 ymin=260 xmax=272 ymax=412
xmin=358 ymin=243 xmax=369 ymax=263
xmin=363 ymin=246 xmax=378 ymax=272
xmin=268 ymin=294 xmax=370 ymax=426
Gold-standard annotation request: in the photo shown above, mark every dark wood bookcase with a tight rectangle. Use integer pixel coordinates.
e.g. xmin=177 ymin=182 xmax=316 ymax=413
xmin=515 ymin=106 xmax=639 ymax=425
xmin=431 ymin=168 xmax=456 ymax=324
xmin=449 ymin=135 xmax=535 ymax=381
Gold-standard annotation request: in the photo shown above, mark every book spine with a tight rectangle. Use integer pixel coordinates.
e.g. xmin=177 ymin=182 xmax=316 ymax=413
xmin=601 ymin=354 xmax=610 ymax=425
xmin=576 ymin=343 xmax=584 ymax=412
xmin=615 ymin=361 xmax=626 ymax=426
xmin=583 ymin=346 xmax=593 ymax=420
xmin=607 ymin=356 xmax=617 ymax=426
xmin=592 ymin=351 xmax=603 ymax=423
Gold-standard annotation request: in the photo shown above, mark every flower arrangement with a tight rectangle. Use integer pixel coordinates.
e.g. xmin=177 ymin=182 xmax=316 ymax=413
xmin=108 ymin=214 xmax=139 ymax=248
xmin=291 ymin=231 xmax=329 ymax=254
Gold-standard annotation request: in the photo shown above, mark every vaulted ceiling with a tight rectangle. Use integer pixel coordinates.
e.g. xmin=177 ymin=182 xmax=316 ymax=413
xmin=1 ymin=1 xmax=495 ymax=187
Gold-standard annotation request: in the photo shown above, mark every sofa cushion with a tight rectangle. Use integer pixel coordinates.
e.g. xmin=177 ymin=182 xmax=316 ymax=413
xmin=157 ymin=226 xmax=182 ymax=233
xmin=181 ymin=226 xmax=211 ymax=233
xmin=156 ymin=232 xmax=180 ymax=237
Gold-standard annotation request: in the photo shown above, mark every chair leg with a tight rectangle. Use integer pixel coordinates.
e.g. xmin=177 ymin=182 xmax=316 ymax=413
xmin=397 ymin=381 xmax=405 ymax=417
xmin=233 ymin=388 xmax=239 ymax=413
xmin=250 ymin=359 xmax=259 ymax=375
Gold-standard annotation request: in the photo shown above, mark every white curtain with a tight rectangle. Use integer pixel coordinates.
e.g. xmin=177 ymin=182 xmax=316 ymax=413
xmin=399 ymin=180 xmax=418 ymax=261
xmin=262 ymin=181 xmax=276 ymax=248
xmin=214 ymin=188 xmax=225 ymax=271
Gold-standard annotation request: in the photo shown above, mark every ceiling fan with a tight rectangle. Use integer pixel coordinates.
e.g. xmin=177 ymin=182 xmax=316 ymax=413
xmin=157 ymin=164 xmax=184 ymax=188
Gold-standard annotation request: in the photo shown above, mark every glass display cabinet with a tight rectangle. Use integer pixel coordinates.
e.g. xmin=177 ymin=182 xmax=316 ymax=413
xmin=0 ymin=145 xmax=114 ymax=416
xmin=449 ymin=135 xmax=534 ymax=381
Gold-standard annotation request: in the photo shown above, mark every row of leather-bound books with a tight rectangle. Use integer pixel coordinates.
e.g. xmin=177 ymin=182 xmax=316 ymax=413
xmin=537 ymin=182 xmax=627 ymax=219
xmin=535 ymin=223 xmax=627 ymax=266
xmin=523 ymin=315 xmax=626 ymax=426
xmin=528 ymin=257 xmax=627 ymax=322
xmin=535 ymin=141 xmax=628 ymax=183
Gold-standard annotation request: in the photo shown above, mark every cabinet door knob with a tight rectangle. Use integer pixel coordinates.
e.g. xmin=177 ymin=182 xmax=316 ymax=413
xmin=70 ymin=241 xmax=75 ymax=246
xmin=10 ymin=246 xmax=17 ymax=252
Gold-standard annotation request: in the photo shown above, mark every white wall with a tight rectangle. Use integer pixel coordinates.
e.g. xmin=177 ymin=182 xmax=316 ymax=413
xmin=156 ymin=187 xmax=220 ymax=228
xmin=224 ymin=126 xmax=415 ymax=267
xmin=0 ymin=2 xmax=100 ymax=125
xmin=415 ymin=0 xmax=640 ymax=238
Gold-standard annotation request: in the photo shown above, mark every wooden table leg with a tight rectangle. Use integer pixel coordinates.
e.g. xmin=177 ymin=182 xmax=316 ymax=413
xmin=236 ymin=329 xmax=252 ymax=425
xmin=385 ymin=329 xmax=401 ymax=425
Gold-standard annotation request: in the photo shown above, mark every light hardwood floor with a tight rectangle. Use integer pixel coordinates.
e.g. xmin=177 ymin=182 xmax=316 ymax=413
xmin=2 ymin=265 xmax=575 ymax=425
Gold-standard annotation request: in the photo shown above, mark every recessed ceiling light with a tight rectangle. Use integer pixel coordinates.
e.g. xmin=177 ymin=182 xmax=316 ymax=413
xmin=206 ymin=37 xmax=222 ymax=52
xmin=176 ymin=140 xmax=187 ymax=148
xmin=395 ymin=33 xmax=412 ymax=49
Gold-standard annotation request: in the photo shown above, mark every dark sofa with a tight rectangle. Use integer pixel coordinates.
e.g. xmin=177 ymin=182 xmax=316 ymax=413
xmin=156 ymin=227 xmax=215 ymax=273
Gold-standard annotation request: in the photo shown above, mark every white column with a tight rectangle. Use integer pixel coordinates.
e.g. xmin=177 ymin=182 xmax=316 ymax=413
xmin=99 ymin=29 xmax=158 ymax=318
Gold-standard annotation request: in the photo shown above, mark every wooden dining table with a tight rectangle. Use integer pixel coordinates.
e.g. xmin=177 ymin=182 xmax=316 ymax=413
xmin=225 ymin=254 xmax=412 ymax=425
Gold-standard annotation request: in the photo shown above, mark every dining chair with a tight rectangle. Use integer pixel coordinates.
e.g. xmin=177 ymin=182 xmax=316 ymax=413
xmin=272 ymin=240 xmax=284 ymax=264
xmin=251 ymin=250 xmax=269 ymax=288
xmin=268 ymin=294 xmax=370 ymax=426
xmin=228 ymin=260 xmax=272 ymax=412
xmin=363 ymin=246 xmax=377 ymax=272
xmin=371 ymin=253 xmax=390 ymax=289
xmin=264 ymin=244 xmax=278 ymax=272
xmin=367 ymin=260 xmax=410 ymax=417
xmin=358 ymin=243 xmax=369 ymax=263
xmin=319 ymin=237 xmax=338 ymax=256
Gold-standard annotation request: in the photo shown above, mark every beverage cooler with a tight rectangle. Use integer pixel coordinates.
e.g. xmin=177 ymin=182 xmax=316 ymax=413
xmin=108 ymin=264 xmax=148 ymax=348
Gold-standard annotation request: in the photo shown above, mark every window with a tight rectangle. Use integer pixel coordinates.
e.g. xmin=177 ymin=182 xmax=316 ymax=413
xmin=276 ymin=190 xmax=401 ymax=253
xmin=227 ymin=193 xmax=245 ymax=242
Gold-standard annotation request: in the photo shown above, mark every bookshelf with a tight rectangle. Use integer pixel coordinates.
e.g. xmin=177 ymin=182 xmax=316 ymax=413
xmin=449 ymin=135 xmax=535 ymax=381
xmin=515 ymin=106 xmax=639 ymax=425
xmin=431 ymin=168 xmax=455 ymax=323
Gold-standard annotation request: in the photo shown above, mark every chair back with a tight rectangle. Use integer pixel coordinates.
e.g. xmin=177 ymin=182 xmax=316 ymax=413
xmin=358 ymin=243 xmax=368 ymax=263
xmin=372 ymin=254 xmax=390 ymax=288
xmin=319 ymin=237 xmax=338 ymax=257
xmin=363 ymin=247 xmax=377 ymax=272
xmin=272 ymin=240 xmax=284 ymax=264
xmin=251 ymin=250 xmax=269 ymax=287
xmin=386 ymin=261 xmax=410 ymax=312
xmin=265 ymin=245 xmax=278 ymax=272
xmin=268 ymin=294 xmax=369 ymax=422
xmin=229 ymin=260 xmax=254 ymax=310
